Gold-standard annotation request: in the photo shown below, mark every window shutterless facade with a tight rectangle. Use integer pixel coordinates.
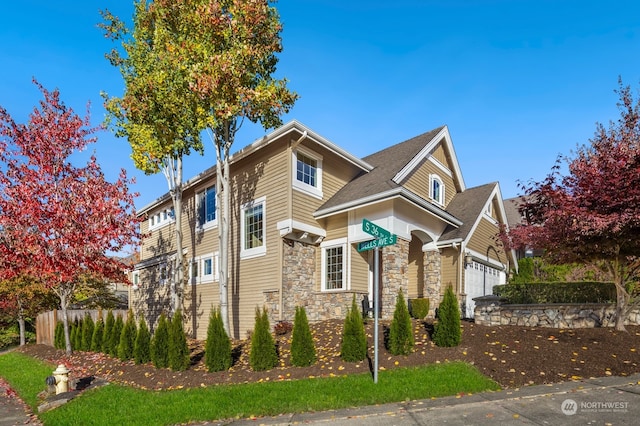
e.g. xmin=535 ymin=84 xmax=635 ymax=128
xmin=149 ymin=206 xmax=175 ymax=230
xmin=197 ymin=186 xmax=216 ymax=229
xmin=321 ymin=239 xmax=347 ymax=291
xmin=241 ymin=197 xmax=266 ymax=259
xmin=293 ymin=147 xmax=323 ymax=199
xmin=429 ymin=174 xmax=444 ymax=205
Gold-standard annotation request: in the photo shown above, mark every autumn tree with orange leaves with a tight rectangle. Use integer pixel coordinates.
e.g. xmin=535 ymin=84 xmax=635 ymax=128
xmin=503 ymin=80 xmax=640 ymax=331
xmin=101 ymin=0 xmax=297 ymax=333
xmin=0 ymin=82 xmax=141 ymax=353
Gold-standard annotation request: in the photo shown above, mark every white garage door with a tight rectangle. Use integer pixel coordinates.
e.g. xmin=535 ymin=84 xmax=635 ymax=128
xmin=464 ymin=261 xmax=502 ymax=319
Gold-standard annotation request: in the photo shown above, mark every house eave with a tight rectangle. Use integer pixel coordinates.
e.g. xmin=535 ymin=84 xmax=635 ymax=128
xmin=314 ymin=187 xmax=462 ymax=227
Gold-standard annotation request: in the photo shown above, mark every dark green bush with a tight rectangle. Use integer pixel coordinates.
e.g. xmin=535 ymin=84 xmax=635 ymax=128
xmin=54 ymin=321 xmax=65 ymax=350
xmin=108 ymin=314 xmax=124 ymax=357
xmin=168 ymin=310 xmax=190 ymax=371
xmin=340 ymin=295 xmax=367 ymax=362
xmin=91 ymin=317 xmax=104 ymax=352
xmin=151 ymin=313 xmax=169 ymax=369
xmin=433 ymin=285 xmax=461 ymax=347
xmin=249 ymin=307 xmax=278 ymax=371
xmin=409 ymin=298 xmax=429 ymax=319
xmin=73 ymin=318 xmax=83 ymax=351
xmin=118 ymin=310 xmax=137 ymax=361
xmin=204 ymin=306 xmax=232 ymax=372
xmin=494 ymin=281 xmax=617 ymax=304
xmin=291 ymin=306 xmax=316 ymax=367
xmin=81 ymin=314 xmax=94 ymax=352
xmin=102 ymin=310 xmax=115 ymax=353
xmin=388 ymin=291 xmax=414 ymax=355
xmin=134 ymin=316 xmax=151 ymax=365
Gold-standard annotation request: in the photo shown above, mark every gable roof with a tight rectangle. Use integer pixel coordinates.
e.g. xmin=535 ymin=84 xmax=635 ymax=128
xmin=439 ymin=182 xmax=498 ymax=243
xmin=314 ymin=126 xmax=464 ymax=226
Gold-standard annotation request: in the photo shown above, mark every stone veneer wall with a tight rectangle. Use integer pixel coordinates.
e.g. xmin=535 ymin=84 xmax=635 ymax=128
xmin=474 ymin=296 xmax=640 ymax=328
xmin=381 ymin=238 xmax=409 ymax=320
xmin=264 ymin=239 xmax=369 ymax=324
xmin=423 ymin=249 xmax=441 ymax=318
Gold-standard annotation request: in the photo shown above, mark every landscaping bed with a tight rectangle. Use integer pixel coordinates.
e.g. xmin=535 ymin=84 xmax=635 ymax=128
xmin=17 ymin=319 xmax=640 ymax=390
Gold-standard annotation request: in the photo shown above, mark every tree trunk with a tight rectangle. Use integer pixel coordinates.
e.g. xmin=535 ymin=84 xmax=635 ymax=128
xmin=60 ymin=289 xmax=72 ymax=354
xmin=614 ymin=283 xmax=628 ymax=332
xmin=217 ymin=143 xmax=230 ymax=335
xmin=18 ymin=317 xmax=26 ymax=346
xmin=171 ymin=156 xmax=184 ymax=315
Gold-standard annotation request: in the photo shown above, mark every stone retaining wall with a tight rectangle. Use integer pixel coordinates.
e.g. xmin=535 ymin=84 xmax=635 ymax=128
xmin=474 ymin=296 xmax=640 ymax=328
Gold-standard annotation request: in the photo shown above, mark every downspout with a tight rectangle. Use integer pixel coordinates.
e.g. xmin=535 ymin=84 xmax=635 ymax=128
xmin=279 ymin=131 xmax=308 ymax=321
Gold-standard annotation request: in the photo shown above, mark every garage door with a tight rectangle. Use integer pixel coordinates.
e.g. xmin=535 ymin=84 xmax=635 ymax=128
xmin=464 ymin=261 xmax=502 ymax=319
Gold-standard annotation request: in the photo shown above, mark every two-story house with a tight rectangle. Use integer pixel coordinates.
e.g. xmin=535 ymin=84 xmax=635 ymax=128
xmin=131 ymin=121 xmax=517 ymax=339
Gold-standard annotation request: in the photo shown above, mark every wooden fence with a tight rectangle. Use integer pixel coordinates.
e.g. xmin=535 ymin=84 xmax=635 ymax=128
xmin=36 ymin=309 xmax=128 ymax=347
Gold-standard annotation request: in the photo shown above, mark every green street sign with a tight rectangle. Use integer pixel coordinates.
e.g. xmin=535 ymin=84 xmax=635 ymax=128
xmin=362 ymin=219 xmax=391 ymax=239
xmin=357 ymin=234 xmax=397 ymax=252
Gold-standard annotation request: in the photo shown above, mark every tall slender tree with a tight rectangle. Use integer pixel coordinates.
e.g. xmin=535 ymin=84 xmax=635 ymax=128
xmin=101 ymin=1 xmax=297 ymax=333
xmin=0 ymin=81 xmax=141 ymax=354
xmin=503 ymin=80 xmax=640 ymax=331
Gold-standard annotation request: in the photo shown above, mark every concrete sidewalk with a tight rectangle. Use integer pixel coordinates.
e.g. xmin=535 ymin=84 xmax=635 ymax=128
xmin=221 ymin=374 xmax=640 ymax=425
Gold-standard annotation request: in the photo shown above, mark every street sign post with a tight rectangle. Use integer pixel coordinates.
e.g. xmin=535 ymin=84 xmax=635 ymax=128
xmin=359 ymin=219 xmax=398 ymax=384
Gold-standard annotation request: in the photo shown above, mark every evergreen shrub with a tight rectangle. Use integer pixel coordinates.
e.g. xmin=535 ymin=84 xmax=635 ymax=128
xmin=204 ymin=306 xmax=232 ymax=372
xmin=249 ymin=307 xmax=278 ymax=371
xmin=291 ymin=306 xmax=316 ymax=367
xmin=433 ymin=285 xmax=462 ymax=347
xmin=340 ymin=295 xmax=367 ymax=362
xmin=388 ymin=291 xmax=414 ymax=355
xmin=168 ymin=310 xmax=190 ymax=371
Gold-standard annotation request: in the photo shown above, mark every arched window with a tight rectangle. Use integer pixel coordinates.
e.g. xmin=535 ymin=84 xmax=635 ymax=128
xmin=430 ymin=174 xmax=444 ymax=205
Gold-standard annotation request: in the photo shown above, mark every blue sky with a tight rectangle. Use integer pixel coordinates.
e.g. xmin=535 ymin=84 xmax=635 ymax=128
xmin=2 ymin=0 xmax=640 ymax=209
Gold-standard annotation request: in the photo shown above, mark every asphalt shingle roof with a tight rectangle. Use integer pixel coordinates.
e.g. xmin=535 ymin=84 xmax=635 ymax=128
xmin=318 ymin=127 xmax=445 ymax=211
xmin=440 ymin=182 xmax=497 ymax=241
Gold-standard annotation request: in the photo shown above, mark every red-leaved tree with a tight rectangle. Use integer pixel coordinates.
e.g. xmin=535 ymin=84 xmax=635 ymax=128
xmin=0 ymin=81 xmax=141 ymax=353
xmin=503 ymin=80 xmax=640 ymax=331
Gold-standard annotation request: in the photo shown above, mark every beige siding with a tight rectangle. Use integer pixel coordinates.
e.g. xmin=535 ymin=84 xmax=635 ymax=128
xmin=407 ymin=237 xmax=423 ymax=298
xmin=403 ymin=159 xmax=456 ymax=207
xmin=350 ymin=247 xmax=369 ymax=293
xmin=432 ymin=144 xmax=447 ymax=164
xmin=467 ymin=217 xmax=505 ymax=264
xmin=440 ymin=247 xmax=459 ymax=298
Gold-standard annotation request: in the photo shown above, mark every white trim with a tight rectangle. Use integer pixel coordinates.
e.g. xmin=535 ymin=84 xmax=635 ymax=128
xmin=240 ymin=196 xmax=267 ymax=259
xmin=320 ymin=238 xmax=348 ymax=292
xmin=189 ymin=252 xmax=220 ymax=285
xmin=276 ymin=219 xmax=326 ymax=238
xmin=148 ymin=206 xmax=175 ymax=231
xmin=292 ymin=146 xmax=323 ymax=199
xmin=429 ymin=174 xmax=445 ymax=206
xmin=196 ymin=185 xmax=218 ymax=231
xmin=428 ymin=156 xmax=453 ymax=177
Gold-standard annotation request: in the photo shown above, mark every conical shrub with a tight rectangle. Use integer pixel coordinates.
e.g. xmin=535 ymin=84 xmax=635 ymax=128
xmin=249 ymin=307 xmax=278 ymax=371
xmin=340 ymin=295 xmax=367 ymax=362
xmin=81 ymin=313 xmax=95 ymax=352
xmin=168 ymin=310 xmax=190 ymax=371
xmin=102 ymin=310 xmax=115 ymax=354
xmin=54 ymin=321 xmax=65 ymax=350
xmin=91 ymin=317 xmax=104 ymax=352
xmin=118 ymin=310 xmax=137 ymax=361
xmin=291 ymin=306 xmax=316 ymax=367
xmin=388 ymin=290 xmax=414 ymax=355
xmin=109 ymin=314 xmax=124 ymax=357
xmin=151 ymin=313 xmax=169 ymax=369
xmin=433 ymin=285 xmax=462 ymax=347
xmin=134 ymin=316 xmax=151 ymax=365
xmin=204 ymin=306 xmax=232 ymax=372
xmin=73 ymin=318 xmax=83 ymax=351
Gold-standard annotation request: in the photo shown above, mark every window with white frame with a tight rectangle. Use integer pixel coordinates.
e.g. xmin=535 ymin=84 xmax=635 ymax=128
xmin=429 ymin=174 xmax=444 ymax=205
xmin=189 ymin=253 xmax=219 ymax=284
xmin=197 ymin=185 xmax=216 ymax=229
xmin=241 ymin=197 xmax=266 ymax=259
xmin=293 ymin=148 xmax=323 ymax=198
xmin=132 ymin=271 xmax=140 ymax=289
xmin=149 ymin=206 xmax=175 ymax=230
xmin=321 ymin=240 xmax=347 ymax=291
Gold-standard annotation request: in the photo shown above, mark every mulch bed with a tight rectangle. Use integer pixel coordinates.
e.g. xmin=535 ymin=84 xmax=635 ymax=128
xmin=17 ymin=319 xmax=640 ymax=390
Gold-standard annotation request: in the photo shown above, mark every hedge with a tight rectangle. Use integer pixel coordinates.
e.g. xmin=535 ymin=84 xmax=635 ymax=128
xmin=493 ymin=281 xmax=617 ymax=304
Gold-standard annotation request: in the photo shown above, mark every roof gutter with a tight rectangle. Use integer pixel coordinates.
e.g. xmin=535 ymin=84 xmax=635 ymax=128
xmin=314 ymin=187 xmax=462 ymax=227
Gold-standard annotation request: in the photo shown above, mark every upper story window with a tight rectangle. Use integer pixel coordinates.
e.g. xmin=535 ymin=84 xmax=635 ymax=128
xmin=189 ymin=252 xmax=219 ymax=284
xmin=149 ymin=206 xmax=175 ymax=230
xmin=293 ymin=148 xmax=323 ymax=199
xmin=241 ymin=197 xmax=266 ymax=259
xmin=429 ymin=174 xmax=444 ymax=206
xmin=197 ymin=185 xmax=216 ymax=229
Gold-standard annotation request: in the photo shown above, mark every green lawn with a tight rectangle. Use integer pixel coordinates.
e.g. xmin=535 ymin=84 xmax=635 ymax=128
xmin=0 ymin=351 xmax=500 ymax=426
